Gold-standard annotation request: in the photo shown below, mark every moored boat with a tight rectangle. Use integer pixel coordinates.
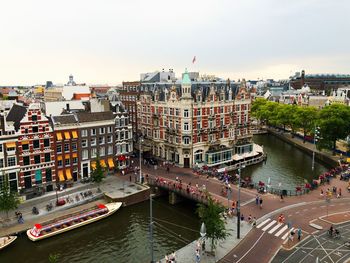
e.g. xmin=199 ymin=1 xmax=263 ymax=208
xmin=27 ymin=202 xmax=122 ymax=242
xmin=0 ymin=236 xmax=17 ymax=250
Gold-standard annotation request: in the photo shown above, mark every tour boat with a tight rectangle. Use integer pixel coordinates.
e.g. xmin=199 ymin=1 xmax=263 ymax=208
xmin=27 ymin=202 xmax=122 ymax=241
xmin=0 ymin=235 xmax=17 ymax=250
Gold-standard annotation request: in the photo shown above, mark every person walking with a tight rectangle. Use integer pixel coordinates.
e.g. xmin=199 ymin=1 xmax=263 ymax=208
xmin=195 ymin=248 xmax=201 ymax=263
xmin=255 ymin=195 xmax=259 ymax=205
xmin=297 ymin=227 xmax=302 ymax=241
xmin=259 ymin=197 xmax=263 ymax=209
xmin=280 ymin=193 xmax=284 ymax=202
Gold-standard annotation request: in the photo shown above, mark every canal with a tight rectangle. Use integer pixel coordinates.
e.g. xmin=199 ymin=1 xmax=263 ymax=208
xmin=0 ymin=197 xmax=200 ymax=263
xmin=0 ymin=134 xmax=330 ymax=262
xmin=242 ymin=134 xmax=329 ymax=191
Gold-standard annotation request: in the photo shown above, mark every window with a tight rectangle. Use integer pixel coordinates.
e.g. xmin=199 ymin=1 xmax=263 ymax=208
xmin=64 ymin=143 xmax=69 ymax=152
xmin=7 ymin=157 xmax=16 ymax=166
xmin=57 ymin=144 xmax=62 ymax=153
xmin=34 ymin=155 xmax=41 ymax=164
xmin=33 ymin=140 xmax=40 ymax=149
xmin=184 ymin=122 xmax=189 ymax=131
xmin=99 ymin=137 xmax=105 ymax=145
xmin=108 ymin=145 xmax=113 ymax=155
xmin=72 ymin=143 xmax=77 ymax=151
xmin=184 ymin=137 xmax=190 ymax=144
xmin=81 ymin=129 xmax=88 ymax=137
xmin=82 ymin=139 xmax=87 ymax=147
xmin=32 ymin=115 xmax=37 ymax=121
xmin=65 ymin=158 xmax=70 ymax=166
xmin=46 ymin=169 xmax=52 ymax=182
xmin=99 ymin=127 xmax=105 ymax=134
xmin=0 ymin=159 xmax=3 ymax=168
xmin=91 ymin=129 xmax=96 ymax=136
xmin=23 ymin=156 xmax=30 ymax=166
xmin=100 ymin=147 xmax=105 ymax=156
xmin=45 ymin=153 xmax=51 ymax=162
xmin=44 ymin=138 xmax=50 ymax=147
xmin=197 ymin=135 xmax=201 ymax=143
xmin=73 ymin=157 xmax=78 ymax=164
xmin=184 ymin=109 xmax=189 ymax=117
xmin=108 ymin=126 xmax=112 ymax=133
xmin=32 ymin=126 xmax=39 ymax=133
xmin=90 ymin=138 xmax=96 ymax=146
xmin=82 ymin=150 xmax=88 ymax=160
xmin=107 ymin=135 xmax=112 ymax=143
xmin=58 ymin=160 xmax=63 ymax=167
xmin=91 ymin=148 xmax=97 ymax=158
xmin=196 ymin=109 xmax=201 ymax=116
xmin=175 ymin=108 xmax=180 ymax=116
xmin=210 ymin=107 xmax=214 ymax=115
xmin=197 ymin=121 xmax=201 ymax=130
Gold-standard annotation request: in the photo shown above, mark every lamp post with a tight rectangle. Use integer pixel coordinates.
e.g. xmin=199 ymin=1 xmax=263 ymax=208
xmin=139 ymin=137 xmax=144 ymax=183
xmin=237 ymin=164 xmax=245 ymax=239
xmin=312 ymin=125 xmax=320 ymax=171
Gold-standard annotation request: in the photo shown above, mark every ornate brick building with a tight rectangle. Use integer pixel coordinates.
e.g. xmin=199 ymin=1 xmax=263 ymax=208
xmin=138 ymin=70 xmax=261 ymax=168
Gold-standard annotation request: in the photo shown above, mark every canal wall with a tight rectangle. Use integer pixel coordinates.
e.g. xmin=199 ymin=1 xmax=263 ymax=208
xmin=266 ymin=128 xmax=339 ymax=167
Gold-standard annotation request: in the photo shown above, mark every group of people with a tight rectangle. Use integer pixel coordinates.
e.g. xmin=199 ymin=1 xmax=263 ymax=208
xmin=164 ymin=252 xmax=176 ymax=263
xmin=255 ymin=195 xmax=264 ymax=208
xmin=288 ymin=227 xmax=302 ymax=242
xmin=15 ymin=211 xmax=24 ymax=224
xmin=320 ymin=186 xmax=342 ymax=199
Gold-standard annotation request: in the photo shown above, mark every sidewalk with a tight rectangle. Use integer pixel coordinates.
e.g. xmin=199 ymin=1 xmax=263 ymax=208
xmin=159 ymin=218 xmax=252 ymax=263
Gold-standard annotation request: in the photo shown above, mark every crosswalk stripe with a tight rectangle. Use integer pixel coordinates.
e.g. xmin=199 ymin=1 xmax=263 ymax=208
xmin=275 ymin=225 xmax=288 ymax=237
xmin=281 ymin=227 xmax=294 ymax=240
xmin=262 ymin=220 xmax=277 ymax=232
xmin=257 ymin=218 xmax=271 ymax=229
xmin=268 ymin=223 xmax=283 ymax=234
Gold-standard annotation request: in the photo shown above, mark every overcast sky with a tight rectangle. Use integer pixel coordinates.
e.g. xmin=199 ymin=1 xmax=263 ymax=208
xmin=1 ymin=0 xmax=349 ymax=85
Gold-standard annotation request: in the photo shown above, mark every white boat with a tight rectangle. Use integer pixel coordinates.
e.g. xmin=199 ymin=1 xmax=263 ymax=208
xmin=0 ymin=235 xmax=17 ymax=250
xmin=27 ymin=202 xmax=122 ymax=242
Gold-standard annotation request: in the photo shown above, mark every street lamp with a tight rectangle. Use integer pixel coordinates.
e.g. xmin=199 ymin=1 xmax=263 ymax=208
xmin=139 ymin=137 xmax=144 ymax=183
xmin=237 ymin=164 xmax=245 ymax=239
xmin=312 ymin=126 xmax=320 ymax=171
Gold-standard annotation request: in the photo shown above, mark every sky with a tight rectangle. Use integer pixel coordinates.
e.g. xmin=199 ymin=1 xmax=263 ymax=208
xmin=1 ymin=0 xmax=349 ymax=85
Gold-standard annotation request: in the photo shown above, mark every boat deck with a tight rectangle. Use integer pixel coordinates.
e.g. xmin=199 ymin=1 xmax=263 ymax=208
xmin=0 ymin=200 xmax=107 ymax=237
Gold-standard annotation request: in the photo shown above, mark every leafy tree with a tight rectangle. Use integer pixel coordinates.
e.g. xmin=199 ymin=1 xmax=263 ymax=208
xmin=0 ymin=173 xmax=20 ymax=218
xmin=295 ymin=107 xmax=318 ymax=143
xmin=91 ymin=155 xmax=105 ymax=190
xmin=318 ymin=104 xmax=350 ymax=154
xmin=196 ymin=196 xmax=228 ymax=252
xmin=276 ymin=104 xmax=296 ymax=131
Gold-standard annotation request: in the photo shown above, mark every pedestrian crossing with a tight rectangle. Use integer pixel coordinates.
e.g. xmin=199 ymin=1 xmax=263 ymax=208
xmin=256 ymin=218 xmax=296 ymax=240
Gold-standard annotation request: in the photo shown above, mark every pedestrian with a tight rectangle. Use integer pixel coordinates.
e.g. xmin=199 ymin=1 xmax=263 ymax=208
xmin=259 ymin=197 xmax=263 ymax=209
xmin=202 ymin=239 xmax=206 ymax=253
xmin=337 ymin=188 xmax=342 ymax=198
xmin=240 ymin=214 xmax=245 ymax=221
xmin=129 ymin=175 xmax=132 ymax=182
xmin=195 ymin=248 xmax=200 ymax=263
xmin=122 ymin=170 xmax=125 ymax=176
xmin=166 ymin=166 xmax=170 ymax=173
xmin=320 ymin=189 xmax=324 ymax=197
xmin=280 ymin=193 xmax=284 ymax=202
xmin=297 ymin=227 xmax=302 ymax=241
xmin=252 ymin=217 xmax=257 ymax=227
xmin=255 ymin=194 xmax=259 ymax=205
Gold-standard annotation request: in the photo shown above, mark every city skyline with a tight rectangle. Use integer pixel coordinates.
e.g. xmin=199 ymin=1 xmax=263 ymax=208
xmin=1 ymin=0 xmax=349 ymax=85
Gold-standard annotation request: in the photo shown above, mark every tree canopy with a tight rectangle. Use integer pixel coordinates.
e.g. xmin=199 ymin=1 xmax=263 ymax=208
xmin=196 ymin=197 xmax=228 ymax=252
xmin=91 ymin=155 xmax=105 ymax=185
xmin=0 ymin=173 xmax=20 ymax=218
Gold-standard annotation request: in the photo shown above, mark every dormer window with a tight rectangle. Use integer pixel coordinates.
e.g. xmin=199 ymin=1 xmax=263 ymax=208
xmin=32 ymin=115 xmax=37 ymax=121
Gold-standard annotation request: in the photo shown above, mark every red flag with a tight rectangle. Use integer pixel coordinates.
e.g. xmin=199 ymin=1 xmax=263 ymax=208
xmin=192 ymin=56 xmax=196 ymax=64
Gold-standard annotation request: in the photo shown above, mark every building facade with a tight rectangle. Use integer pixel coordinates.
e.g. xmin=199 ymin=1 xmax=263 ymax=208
xmin=7 ymin=104 xmax=55 ymax=197
xmin=138 ymin=71 xmax=257 ymax=168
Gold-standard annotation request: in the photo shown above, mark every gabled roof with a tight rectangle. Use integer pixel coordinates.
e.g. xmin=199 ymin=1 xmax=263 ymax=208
xmin=51 ymin=114 xmax=78 ymax=125
xmin=76 ymin=111 xmax=115 ymax=123
xmin=6 ymin=104 xmax=27 ymax=131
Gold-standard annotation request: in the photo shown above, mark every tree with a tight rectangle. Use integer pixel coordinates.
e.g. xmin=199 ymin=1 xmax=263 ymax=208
xmin=196 ymin=196 xmax=228 ymax=253
xmin=91 ymin=155 xmax=105 ymax=190
xmin=0 ymin=173 xmax=20 ymax=219
xmin=318 ymin=104 xmax=350 ymax=154
xmin=48 ymin=253 xmax=60 ymax=263
xmin=295 ymin=106 xmax=318 ymax=143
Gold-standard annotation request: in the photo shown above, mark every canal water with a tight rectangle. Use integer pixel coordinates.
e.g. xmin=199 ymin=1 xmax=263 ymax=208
xmin=0 ymin=198 xmax=200 ymax=263
xmin=242 ymin=134 xmax=329 ymax=191
xmin=0 ymin=134 xmax=329 ymax=262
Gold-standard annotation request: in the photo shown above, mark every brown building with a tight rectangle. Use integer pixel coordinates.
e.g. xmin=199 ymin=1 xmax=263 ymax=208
xmin=7 ymin=103 xmax=55 ymax=197
xmin=290 ymin=70 xmax=350 ymax=92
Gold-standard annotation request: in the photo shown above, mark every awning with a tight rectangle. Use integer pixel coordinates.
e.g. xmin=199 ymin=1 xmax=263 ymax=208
xmin=91 ymin=161 xmax=96 ymax=170
xmin=100 ymin=160 xmax=107 ymax=168
xmin=57 ymin=155 xmax=63 ymax=161
xmin=21 ymin=140 xmax=29 ymax=145
xmin=73 ymin=153 xmax=78 ymax=158
xmin=108 ymin=158 xmax=115 ymax=168
xmin=72 ymin=131 xmax=78 ymax=139
xmin=6 ymin=142 xmax=16 ymax=148
xmin=347 ymin=158 xmax=350 ymax=163
xmin=58 ymin=170 xmax=65 ymax=181
xmin=56 ymin=133 xmax=62 ymax=141
xmin=65 ymin=169 xmax=72 ymax=180
xmin=65 ymin=154 xmax=70 ymax=159
xmin=64 ymin=132 xmax=71 ymax=140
